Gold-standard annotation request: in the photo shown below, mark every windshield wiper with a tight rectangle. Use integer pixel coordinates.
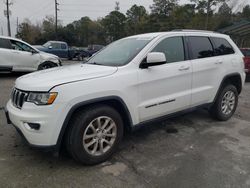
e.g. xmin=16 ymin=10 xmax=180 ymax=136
xmin=87 ymin=62 xmax=103 ymax=65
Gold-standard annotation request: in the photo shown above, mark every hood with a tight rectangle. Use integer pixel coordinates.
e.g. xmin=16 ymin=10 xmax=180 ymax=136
xmin=15 ymin=64 xmax=118 ymax=91
xmin=39 ymin=51 xmax=59 ymax=60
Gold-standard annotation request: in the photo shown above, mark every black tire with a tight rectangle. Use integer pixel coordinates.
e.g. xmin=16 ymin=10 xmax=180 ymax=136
xmin=65 ymin=105 xmax=124 ymax=165
xmin=209 ymin=84 xmax=238 ymax=121
xmin=38 ymin=62 xmax=57 ymax=70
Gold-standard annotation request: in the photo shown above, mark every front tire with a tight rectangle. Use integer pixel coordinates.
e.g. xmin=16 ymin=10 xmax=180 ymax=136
xmin=210 ymin=84 xmax=238 ymax=121
xmin=65 ymin=105 xmax=124 ymax=165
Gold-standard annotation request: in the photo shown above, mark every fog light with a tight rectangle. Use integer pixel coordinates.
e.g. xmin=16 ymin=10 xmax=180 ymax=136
xmin=27 ymin=123 xmax=40 ymax=130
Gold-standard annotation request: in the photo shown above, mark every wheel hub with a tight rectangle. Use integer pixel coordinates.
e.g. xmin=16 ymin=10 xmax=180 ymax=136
xmin=83 ymin=116 xmax=117 ymax=156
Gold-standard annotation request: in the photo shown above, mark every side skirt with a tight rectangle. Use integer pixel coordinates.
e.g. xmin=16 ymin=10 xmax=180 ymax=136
xmin=131 ymin=103 xmax=212 ymax=132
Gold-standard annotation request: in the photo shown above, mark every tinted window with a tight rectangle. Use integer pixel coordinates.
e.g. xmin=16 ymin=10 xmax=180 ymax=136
xmin=61 ymin=44 xmax=67 ymax=49
xmin=188 ymin=37 xmax=214 ymax=59
xmin=152 ymin=37 xmax=185 ymax=63
xmin=212 ymin=37 xmax=234 ymax=56
xmin=0 ymin=38 xmax=12 ymax=49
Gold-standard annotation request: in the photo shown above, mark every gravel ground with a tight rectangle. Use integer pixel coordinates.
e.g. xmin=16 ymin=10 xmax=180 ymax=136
xmin=0 ymin=62 xmax=250 ymax=188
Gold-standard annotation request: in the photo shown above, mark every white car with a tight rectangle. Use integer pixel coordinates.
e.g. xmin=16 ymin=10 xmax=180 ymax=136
xmin=0 ymin=36 xmax=61 ymax=72
xmin=5 ymin=30 xmax=246 ymax=165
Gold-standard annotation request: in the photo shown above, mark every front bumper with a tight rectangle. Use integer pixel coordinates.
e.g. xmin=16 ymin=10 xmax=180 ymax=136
xmin=5 ymin=109 xmax=56 ymax=152
xmin=5 ymin=100 xmax=64 ymax=149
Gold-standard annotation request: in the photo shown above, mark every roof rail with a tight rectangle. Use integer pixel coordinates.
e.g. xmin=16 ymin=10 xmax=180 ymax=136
xmin=172 ymin=29 xmax=218 ymax=33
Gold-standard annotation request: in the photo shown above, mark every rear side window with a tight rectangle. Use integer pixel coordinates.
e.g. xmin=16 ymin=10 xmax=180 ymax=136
xmin=61 ymin=44 xmax=67 ymax=49
xmin=0 ymin=38 xmax=12 ymax=49
xmin=188 ymin=36 xmax=214 ymax=59
xmin=212 ymin=37 xmax=234 ymax=56
xmin=152 ymin=37 xmax=185 ymax=63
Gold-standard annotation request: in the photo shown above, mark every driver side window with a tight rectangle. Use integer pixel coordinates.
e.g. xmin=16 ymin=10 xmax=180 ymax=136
xmin=10 ymin=40 xmax=34 ymax=53
xmin=152 ymin=37 xmax=185 ymax=63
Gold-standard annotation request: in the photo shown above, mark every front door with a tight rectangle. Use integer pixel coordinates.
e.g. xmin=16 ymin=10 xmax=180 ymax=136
xmin=138 ymin=36 xmax=192 ymax=122
xmin=9 ymin=39 xmax=40 ymax=71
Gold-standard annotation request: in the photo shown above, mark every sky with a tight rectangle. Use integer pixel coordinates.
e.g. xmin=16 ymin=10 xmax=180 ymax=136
xmin=0 ymin=0 xmax=248 ymax=37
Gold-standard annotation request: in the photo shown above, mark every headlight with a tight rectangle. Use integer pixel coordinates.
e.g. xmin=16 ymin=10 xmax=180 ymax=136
xmin=27 ymin=92 xmax=58 ymax=105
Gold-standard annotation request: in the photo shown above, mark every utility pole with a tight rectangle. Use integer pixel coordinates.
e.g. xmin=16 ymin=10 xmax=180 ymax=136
xmin=16 ymin=17 xmax=19 ymax=34
xmin=55 ymin=0 xmax=59 ymax=39
xmin=5 ymin=0 xmax=12 ymax=36
xmin=205 ymin=0 xmax=211 ymax=30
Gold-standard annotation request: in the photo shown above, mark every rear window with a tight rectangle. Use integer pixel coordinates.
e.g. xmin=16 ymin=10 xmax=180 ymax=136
xmin=0 ymin=38 xmax=12 ymax=49
xmin=188 ymin=36 xmax=214 ymax=59
xmin=211 ymin=37 xmax=235 ymax=56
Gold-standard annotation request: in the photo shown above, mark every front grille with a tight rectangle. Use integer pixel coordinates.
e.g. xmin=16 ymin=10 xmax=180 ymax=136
xmin=11 ymin=88 xmax=28 ymax=109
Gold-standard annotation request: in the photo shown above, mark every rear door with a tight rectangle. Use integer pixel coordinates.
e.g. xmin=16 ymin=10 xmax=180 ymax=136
xmin=187 ymin=36 xmax=224 ymax=106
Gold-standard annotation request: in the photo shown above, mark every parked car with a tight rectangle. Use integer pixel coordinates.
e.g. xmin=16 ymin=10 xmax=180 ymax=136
xmin=240 ymin=48 xmax=250 ymax=74
xmin=0 ymin=36 xmax=61 ymax=72
xmin=34 ymin=41 xmax=76 ymax=60
xmin=5 ymin=30 xmax=245 ymax=165
xmin=87 ymin=44 xmax=104 ymax=56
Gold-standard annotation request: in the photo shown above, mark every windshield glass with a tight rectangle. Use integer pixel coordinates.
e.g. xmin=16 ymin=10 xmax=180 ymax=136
xmin=43 ymin=42 xmax=51 ymax=48
xmin=87 ymin=37 xmax=153 ymax=66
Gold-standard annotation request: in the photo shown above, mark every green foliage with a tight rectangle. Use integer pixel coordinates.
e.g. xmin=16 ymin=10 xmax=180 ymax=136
xmin=101 ymin=11 xmax=126 ymax=42
xmin=150 ymin=0 xmax=178 ymax=16
xmin=126 ymin=5 xmax=148 ymax=34
xmin=15 ymin=1 xmax=250 ymax=47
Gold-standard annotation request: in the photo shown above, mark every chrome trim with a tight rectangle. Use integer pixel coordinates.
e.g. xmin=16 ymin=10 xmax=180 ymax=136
xmin=11 ymin=88 xmax=28 ymax=109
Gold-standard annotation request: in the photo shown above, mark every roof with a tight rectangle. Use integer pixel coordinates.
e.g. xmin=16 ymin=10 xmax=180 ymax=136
xmin=126 ymin=30 xmax=228 ymax=39
xmin=218 ymin=20 xmax=250 ymax=36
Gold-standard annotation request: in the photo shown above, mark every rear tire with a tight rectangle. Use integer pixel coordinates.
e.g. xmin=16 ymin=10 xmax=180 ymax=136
xmin=65 ymin=105 xmax=124 ymax=165
xmin=209 ymin=84 xmax=238 ymax=121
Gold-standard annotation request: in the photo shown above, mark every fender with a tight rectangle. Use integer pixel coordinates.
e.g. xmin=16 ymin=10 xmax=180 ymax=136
xmin=55 ymin=96 xmax=133 ymax=151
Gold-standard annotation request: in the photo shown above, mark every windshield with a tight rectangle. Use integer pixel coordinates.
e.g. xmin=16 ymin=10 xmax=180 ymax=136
xmin=43 ymin=42 xmax=51 ymax=48
xmin=87 ymin=37 xmax=153 ymax=66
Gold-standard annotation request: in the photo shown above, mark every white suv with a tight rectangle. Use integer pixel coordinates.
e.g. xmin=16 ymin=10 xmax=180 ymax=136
xmin=0 ymin=36 xmax=61 ymax=72
xmin=5 ymin=31 xmax=246 ymax=164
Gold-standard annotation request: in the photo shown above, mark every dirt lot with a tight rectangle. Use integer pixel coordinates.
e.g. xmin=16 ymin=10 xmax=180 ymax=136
xmin=0 ymin=62 xmax=250 ymax=188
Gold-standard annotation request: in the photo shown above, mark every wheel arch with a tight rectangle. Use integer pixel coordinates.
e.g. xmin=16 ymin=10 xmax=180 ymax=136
xmin=214 ymin=73 xmax=243 ymax=103
xmin=38 ymin=61 xmax=59 ymax=70
xmin=56 ymin=96 xmax=133 ymax=151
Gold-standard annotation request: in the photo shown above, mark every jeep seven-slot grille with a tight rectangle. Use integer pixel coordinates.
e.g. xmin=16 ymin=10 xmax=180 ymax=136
xmin=11 ymin=88 xmax=28 ymax=109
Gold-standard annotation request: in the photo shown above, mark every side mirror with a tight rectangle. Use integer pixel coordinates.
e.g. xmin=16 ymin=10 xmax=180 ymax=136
xmin=140 ymin=52 xmax=166 ymax=69
xmin=49 ymin=46 xmax=52 ymax=49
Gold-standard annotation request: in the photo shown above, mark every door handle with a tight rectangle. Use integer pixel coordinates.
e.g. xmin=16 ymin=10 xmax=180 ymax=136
xmin=215 ymin=60 xmax=223 ymax=65
xmin=179 ymin=66 xmax=190 ymax=71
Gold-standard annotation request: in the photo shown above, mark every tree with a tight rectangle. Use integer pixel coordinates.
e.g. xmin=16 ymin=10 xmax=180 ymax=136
xmin=191 ymin=0 xmax=227 ymax=29
xmin=126 ymin=5 xmax=148 ymax=34
xmin=172 ymin=4 xmax=196 ymax=29
xmin=242 ymin=5 xmax=250 ymax=19
xmin=101 ymin=11 xmax=126 ymax=42
xmin=16 ymin=19 xmax=42 ymax=44
xmin=215 ymin=2 xmax=232 ymax=29
xmin=150 ymin=0 xmax=178 ymax=16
